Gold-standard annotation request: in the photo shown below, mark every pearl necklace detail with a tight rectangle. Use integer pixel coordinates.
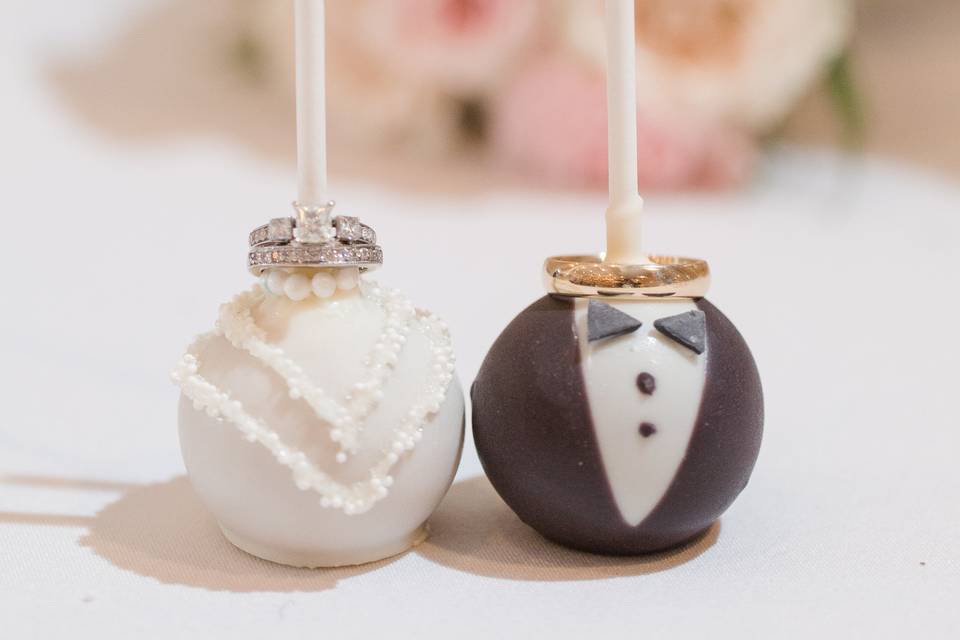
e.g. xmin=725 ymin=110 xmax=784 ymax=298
xmin=218 ymin=284 xmax=414 ymax=456
xmin=171 ymin=280 xmax=456 ymax=516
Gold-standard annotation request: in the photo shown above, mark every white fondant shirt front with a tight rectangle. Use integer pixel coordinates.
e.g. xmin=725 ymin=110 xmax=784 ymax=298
xmin=575 ymin=299 xmax=707 ymax=526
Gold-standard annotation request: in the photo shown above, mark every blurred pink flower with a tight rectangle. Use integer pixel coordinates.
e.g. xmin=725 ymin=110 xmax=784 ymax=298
xmin=493 ymin=56 xmax=756 ymax=190
xmin=562 ymin=0 xmax=852 ymax=132
xmin=355 ymin=0 xmax=541 ymax=93
xmin=697 ymin=126 xmax=757 ymax=188
xmin=493 ymin=57 xmax=608 ymax=187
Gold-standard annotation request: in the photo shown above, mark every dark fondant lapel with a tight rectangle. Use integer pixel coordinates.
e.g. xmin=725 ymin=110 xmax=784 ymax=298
xmin=637 ymin=299 xmax=764 ymax=547
xmin=472 ymin=296 xmax=626 ymax=552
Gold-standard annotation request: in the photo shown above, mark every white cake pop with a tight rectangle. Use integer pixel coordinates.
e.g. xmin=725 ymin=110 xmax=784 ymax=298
xmin=171 ymin=0 xmax=463 ymax=567
xmin=174 ymin=269 xmax=464 ymax=566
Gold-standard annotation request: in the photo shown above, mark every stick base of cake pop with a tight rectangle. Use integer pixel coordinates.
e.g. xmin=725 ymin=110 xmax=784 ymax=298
xmin=472 ymin=295 xmax=763 ymax=555
xmin=175 ymin=279 xmax=464 ymax=567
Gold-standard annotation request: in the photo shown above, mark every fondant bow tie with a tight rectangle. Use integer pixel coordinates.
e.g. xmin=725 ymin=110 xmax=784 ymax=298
xmin=587 ymin=300 xmax=706 ymax=355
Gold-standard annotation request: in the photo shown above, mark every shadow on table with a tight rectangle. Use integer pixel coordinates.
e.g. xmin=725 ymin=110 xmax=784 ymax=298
xmin=418 ymin=475 xmax=718 ymax=581
xmin=0 ymin=473 xmax=715 ymax=591
xmin=0 ymin=474 xmax=386 ymax=593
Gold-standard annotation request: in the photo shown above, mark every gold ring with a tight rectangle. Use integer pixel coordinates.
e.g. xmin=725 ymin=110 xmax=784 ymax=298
xmin=543 ymin=254 xmax=710 ymax=298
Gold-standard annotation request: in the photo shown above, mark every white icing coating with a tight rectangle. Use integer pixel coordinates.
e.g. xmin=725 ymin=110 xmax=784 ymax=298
xmin=575 ymin=299 xmax=706 ymax=526
xmin=172 ymin=281 xmax=458 ymax=516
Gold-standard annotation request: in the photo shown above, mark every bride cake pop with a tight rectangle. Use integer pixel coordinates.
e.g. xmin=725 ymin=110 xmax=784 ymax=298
xmin=471 ymin=1 xmax=763 ymax=555
xmin=171 ymin=0 xmax=463 ymax=567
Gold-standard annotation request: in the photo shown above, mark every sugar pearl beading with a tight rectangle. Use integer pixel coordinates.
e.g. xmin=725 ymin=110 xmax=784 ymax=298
xmin=261 ymin=267 xmax=361 ymax=300
xmin=171 ymin=281 xmax=456 ymax=516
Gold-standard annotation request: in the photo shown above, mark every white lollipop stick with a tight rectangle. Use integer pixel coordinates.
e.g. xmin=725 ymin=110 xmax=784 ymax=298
xmin=604 ymin=0 xmax=646 ymax=264
xmin=295 ymin=0 xmax=328 ymax=206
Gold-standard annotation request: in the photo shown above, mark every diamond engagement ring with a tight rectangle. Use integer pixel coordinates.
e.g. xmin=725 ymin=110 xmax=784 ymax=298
xmin=249 ymin=202 xmax=377 ymax=248
xmin=247 ymin=201 xmax=383 ymax=275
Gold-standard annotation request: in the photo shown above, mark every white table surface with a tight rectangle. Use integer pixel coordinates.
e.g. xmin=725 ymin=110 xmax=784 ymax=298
xmin=2 ymin=2 xmax=958 ymax=638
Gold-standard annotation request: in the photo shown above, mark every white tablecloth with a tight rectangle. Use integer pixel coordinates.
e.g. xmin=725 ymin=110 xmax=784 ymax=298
xmin=1 ymin=2 xmax=958 ymax=638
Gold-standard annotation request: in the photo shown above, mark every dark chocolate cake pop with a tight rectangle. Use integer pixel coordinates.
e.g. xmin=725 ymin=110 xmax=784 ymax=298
xmin=472 ymin=295 xmax=763 ymax=555
xmin=471 ymin=0 xmax=763 ymax=556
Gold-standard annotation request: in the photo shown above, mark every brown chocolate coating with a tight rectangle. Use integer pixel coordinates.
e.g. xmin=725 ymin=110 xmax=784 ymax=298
xmin=471 ymin=296 xmax=763 ymax=555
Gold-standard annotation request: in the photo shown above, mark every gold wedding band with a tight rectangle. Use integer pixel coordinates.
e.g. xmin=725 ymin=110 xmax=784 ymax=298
xmin=543 ymin=254 xmax=710 ymax=298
